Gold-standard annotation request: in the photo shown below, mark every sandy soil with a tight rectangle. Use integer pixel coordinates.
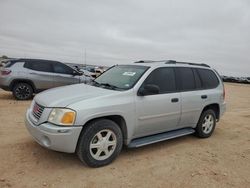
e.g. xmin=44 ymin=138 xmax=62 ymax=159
xmin=0 ymin=83 xmax=249 ymax=188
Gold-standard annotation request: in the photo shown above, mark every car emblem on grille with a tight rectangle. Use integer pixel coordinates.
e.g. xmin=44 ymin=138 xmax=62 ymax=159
xmin=33 ymin=104 xmax=40 ymax=113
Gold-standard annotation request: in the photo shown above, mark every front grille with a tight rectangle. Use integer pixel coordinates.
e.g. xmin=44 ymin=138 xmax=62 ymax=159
xmin=32 ymin=102 xmax=44 ymax=120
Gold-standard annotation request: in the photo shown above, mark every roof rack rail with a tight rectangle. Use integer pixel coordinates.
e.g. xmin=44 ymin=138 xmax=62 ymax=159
xmin=134 ymin=60 xmax=156 ymax=63
xmin=134 ymin=60 xmax=175 ymax=64
xmin=134 ymin=60 xmax=210 ymax=68
xmin=165 ymin=61 xmax=210 ymax=68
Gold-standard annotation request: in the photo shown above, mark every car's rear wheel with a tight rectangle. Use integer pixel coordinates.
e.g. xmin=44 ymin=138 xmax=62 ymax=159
xmin=195 ymin=109 xmax=216 ymax=138
xmin=13 ymin=83 xmax=33 ymax=100
xmin=77 ymin=119 xmax=123 ymax=167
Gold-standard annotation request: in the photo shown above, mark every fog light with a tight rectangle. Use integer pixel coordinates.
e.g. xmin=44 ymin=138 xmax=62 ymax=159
xmin=41 ymin=136 xmax=51 ymax=147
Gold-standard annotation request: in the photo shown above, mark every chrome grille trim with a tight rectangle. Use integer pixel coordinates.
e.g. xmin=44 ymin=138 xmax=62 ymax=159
xmin=32 ymin=103 xmax=44 ymax=120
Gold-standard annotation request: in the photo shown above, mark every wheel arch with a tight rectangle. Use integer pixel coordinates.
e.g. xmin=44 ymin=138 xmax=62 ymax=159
xmin=79 ymin=115 xmax=128 ymax=144
xmin=201 ymin=103 xmax=220 ymax=121
xmin=10 ymin=79 xmax=36 ymax=92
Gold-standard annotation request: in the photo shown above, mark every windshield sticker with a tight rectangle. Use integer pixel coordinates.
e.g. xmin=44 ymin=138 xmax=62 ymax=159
xmin=124 ymin=84 xmax=130 ymax=87
xmin=123 ymin=72 xmax=136 ymax=76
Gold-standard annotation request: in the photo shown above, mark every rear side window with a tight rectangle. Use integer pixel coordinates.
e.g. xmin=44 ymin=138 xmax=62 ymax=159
xmin=177 ymin=67 xmax=195 ymax=91
xmin=53 ymin=62 xmax=74 ymax=75
xmin=197 ymin=69 xmax=219 ymax=89
xmin=4 ymin=60 xmax=17 ymax=68
xmin=24 ymin=61 xmax=53 ymax=73
xmin=143 ymin=67 xmax=176 ymax=94
xmin=193 ymin=69 xmax=202 ymax=89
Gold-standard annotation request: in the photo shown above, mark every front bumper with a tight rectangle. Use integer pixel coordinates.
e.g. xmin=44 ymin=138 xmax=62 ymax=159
xmin=0 ymin=85 xmax=10 ymax=91
xmin=25 ymin=109 xmax=82 ymax=153
xmin=0 ymin=77 xmax=11 ymax=91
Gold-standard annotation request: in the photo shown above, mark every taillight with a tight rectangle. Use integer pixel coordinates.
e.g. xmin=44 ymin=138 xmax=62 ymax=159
xmin=1 ymin=69 xmax=11 ymax=75
xmin=1 ymin=69 xmax=11 ymax=76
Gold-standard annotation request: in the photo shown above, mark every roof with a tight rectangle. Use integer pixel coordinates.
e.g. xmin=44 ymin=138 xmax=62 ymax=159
xmin=133 ymin=60 xmax=211 ymax=69
xmin=13 ymin=58 xmax=60 ymax=62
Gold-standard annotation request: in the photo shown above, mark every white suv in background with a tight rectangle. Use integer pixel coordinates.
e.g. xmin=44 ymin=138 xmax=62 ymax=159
xmin=0 ymin=58 xmax=91 ymax=100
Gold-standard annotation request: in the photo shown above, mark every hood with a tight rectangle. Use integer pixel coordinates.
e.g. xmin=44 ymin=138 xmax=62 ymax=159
xmin=34 ymin=83 xmax=119 ymax=107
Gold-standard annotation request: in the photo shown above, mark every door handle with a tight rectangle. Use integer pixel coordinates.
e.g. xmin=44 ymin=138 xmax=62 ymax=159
xmin=171 ymin=98 xmax=179 ymax=103
xmin=201 ymin=95 xmax=207 ymax=99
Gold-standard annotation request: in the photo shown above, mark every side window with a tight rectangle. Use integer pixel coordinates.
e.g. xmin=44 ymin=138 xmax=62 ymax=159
xmin=25 ymin=61 xmax=53 ymax=73
xmin=5 ymin=60 xmax=17 ymax=68
xmin=177 ymin=67 xmax=195 ymax=91
xmin=53 ymin=62 xmax=74 ymax=75
xmin=197 ymin=69 xmax=219 ymax=89
xmin=23 ymin=61 xmax=31 ymax=69
xmin=193 ymin=68 xmax=202 ymax=89
xmin=143 ymin=67 xmax=176 ymax=94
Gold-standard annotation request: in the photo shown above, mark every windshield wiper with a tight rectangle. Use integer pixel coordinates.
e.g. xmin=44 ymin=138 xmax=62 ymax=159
xmin=91 ymin=81 xmax=124 ymax=90
xmin=99 ymin=83 xmax=119 ymax=90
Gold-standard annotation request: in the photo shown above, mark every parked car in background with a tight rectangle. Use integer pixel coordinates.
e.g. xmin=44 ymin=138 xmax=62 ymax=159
xmin=80 ymin=66 xmax=105 ymax=78
xmin=0 ymin=58 xmax=91 ymax=100
xmin=222 ymin=75 xmax=250 ymax=84
xmin=25 ymin=60 xmax=226 ymax=167
xmin=94 ymin=67 xmax=104 ymax=78
xmin=247 ymin=77 xmax=250 ymax=83
xmin=79 ymin=68 xmax=95 ymax=78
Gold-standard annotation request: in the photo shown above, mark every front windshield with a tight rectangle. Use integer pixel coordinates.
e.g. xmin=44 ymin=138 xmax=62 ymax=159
xmin=93 ymin=65 xmax=149 ymax=90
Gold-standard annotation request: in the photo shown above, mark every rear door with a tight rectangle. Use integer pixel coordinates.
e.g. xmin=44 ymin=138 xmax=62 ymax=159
xmin=52 ymin=62 xmax=80 ymax=87
xmin=176 ymin=67 xmax=206 ymax=128
xmin=24 ymin=60 xmax=54 ymax=90
xmin=135 ymin=67 xmax=181 ymax=137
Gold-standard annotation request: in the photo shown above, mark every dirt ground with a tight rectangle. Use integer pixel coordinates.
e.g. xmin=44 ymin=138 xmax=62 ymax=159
xmin=0 ymin=83 xmax=249 ymax=188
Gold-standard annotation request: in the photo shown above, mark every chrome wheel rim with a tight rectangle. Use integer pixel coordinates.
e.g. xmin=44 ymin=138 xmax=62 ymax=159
xmin=15 ymin=85 xmax=31 ymax=99
xmin=89 ymin=129 xmax=117 ymax=161
xmin=202 ymin=114 xmax=214 ymax=134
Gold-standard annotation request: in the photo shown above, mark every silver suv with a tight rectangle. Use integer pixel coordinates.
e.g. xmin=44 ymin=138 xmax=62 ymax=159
xmin=25 ymin=60 xmax=226 ymax=167
xmin=0 ymin=59 xmax=91 ymax=100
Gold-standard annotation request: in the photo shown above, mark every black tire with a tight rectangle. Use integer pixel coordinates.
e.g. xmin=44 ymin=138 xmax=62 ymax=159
xmin=195 ymin=109 xmax=216 ymax=138
xmin=77 ymin=119 xmax=123 ymax=167
xmin=12 ymin=82 xmax=33 ymax=100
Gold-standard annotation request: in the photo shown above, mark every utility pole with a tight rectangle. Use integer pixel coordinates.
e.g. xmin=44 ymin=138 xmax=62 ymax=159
xmin=84 ymin=49 xmax=86 ymax=67
xmin=83 ymin=49 xmax=87 ymax=84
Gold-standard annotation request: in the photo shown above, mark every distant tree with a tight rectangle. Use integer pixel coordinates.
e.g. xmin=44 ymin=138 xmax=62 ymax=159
xmin=1 ymin=55 xmax=8 ymax=59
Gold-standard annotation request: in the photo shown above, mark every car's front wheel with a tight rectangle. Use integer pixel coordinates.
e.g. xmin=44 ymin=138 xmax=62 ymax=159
xmin=77 ymin=119 xmax=123 ymax=167
xmin=12 ymin=82 xmax=33 ymax=100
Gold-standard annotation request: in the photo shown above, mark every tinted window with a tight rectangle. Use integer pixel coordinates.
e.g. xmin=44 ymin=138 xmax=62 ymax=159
xmin=5 ymin=60 xmax=17 ymax=68
xmin=177 ymin=67 xmax=195 ymax=91
xmin=197 ymin=69 xmax=219 ymax=89
xmin=193 ymin=69 xmax=202 ymax=89
xmin=143 ymin=67 xmax=176 ymax=94
xmin=53 ymin=62 xmax=74 ymax=74
xmin=24 ymin=61 xmax=53 ymax=72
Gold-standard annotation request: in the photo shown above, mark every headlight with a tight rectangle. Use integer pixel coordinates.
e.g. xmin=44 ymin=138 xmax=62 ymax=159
xmin=48 ymin=108 xmax=76 ymax=126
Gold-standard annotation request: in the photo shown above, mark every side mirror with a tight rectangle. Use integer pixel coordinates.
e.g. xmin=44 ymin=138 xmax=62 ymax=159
xmin=72 ymin=70 xmax=82 ymax=76
xmin=138 ymin=84 xmax=160 ymax=96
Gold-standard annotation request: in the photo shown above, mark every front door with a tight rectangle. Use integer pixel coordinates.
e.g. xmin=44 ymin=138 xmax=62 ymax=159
xmin=135 ymin=67 xmax=181 ymax=137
